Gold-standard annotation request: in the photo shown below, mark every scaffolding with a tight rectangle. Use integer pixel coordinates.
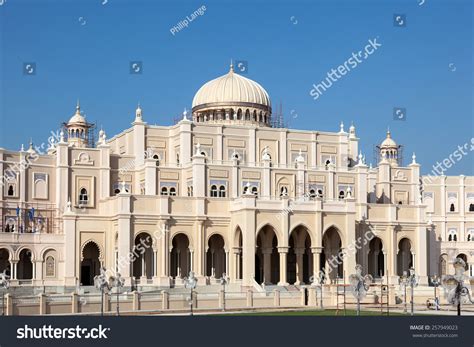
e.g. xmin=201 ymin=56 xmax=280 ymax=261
xmin=0 ymin=201 xmax=62 ymax=235
xmin=335 ymin=271 xmax=347 ymax=316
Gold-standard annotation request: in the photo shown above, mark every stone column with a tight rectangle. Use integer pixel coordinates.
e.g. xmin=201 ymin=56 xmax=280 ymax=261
xmin=262 ymin=249 xmax=272 ymax=285
xmin=194 ymin=220 xmax=206 ymax=282
xmin=156 ymin=219 xmax=170 ymax=286
xmin=311 ymin=247 xmax=322 ymax=281
xmin=278 ymin=247 xmax=289 ymax=286
xmin=225 ymin=249 xmax=229 ymax=277
xmin=63 ymin=210 xmax=77 ymax=286
xmin=295 ymin=248 xmax=304 ymax=285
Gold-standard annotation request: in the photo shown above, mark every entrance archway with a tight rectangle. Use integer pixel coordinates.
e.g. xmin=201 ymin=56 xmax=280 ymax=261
xmin=0 ymin=248 xmax=10 ymax=277
xmin=80 ymin=242 xmax=101 ymax=285
xmin=368 ymin=237 xmax=384 ymax=278
xmin=287 ymin=226 xmax=311 ymax=285
xmin=132 ymin=233 xmax=154 ymax=279
xmin=397 ymin=238 xmax=412 ymax=275
xmin=170 ymin=233 xmax=190 ymax=279
xmin=17 ymin=249 xmax=33 ymax=280
xmin=206 ymin=234 xmax=226 ymax=278
xmin=255 ymin=225 xmax=279 ymax=284
xmin=322 ymin=227 xmax=343 ymax=281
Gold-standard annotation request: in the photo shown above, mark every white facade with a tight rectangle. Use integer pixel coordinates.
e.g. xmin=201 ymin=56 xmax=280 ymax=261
xmin=0 ymin=66 xmax=472 ymax=289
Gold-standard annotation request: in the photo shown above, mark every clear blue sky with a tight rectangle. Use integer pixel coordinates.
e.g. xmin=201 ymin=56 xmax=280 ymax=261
xmin=0 ymin=0 xmax=472 ymax=175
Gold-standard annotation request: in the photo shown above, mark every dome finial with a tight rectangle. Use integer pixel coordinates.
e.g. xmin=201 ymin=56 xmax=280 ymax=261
xmin=386 ymin=127 xmax=391 ymax=138
xmin=76 ymin=99 xmax=80 ymax=112
xmin=229 ymin=59 xmax=234 ymax=72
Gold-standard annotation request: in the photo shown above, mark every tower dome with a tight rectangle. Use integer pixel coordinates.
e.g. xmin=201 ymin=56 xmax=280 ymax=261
xmin=378 ymin=130 xmax=400 ymax=166
xmin=191 ymin=64 xmax=272 ymax=126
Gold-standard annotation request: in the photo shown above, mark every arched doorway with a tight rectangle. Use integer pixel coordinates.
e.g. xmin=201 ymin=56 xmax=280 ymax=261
xmin=17 ymin=249 xmax=33 ymax=280
xmin=255 ymin=225 xmax=279 ymax=284
xmin=132 ymin=233 xmax=154 ymax=279
xmin=397 ymin=238 xmax=412 ymax=275
xmin=170 ymin=233 xmax=190 ymax=279
xmin=322 ymin=227 xmax=343 ymax=281
xmin=81 ymin=242 xmax=101 ymax=285
xmin=287 ymin=226 xmax=312 ymax=285
xmin=368 ymin=237 xmax=384 ymax=278
xmin=0 ymin=248 xmax=11 ymax=277
xmin=206 ymin=234 xmax=226 ymax=278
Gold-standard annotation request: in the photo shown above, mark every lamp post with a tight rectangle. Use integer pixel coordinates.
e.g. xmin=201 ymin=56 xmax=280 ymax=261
xmin=0 ymin=270 xmax=10 ymax=316
xmin=407 ymin=268 xmax=419 ymax=316
xmin=442 ymin=258 xmax=474 ymax=316
xmin=349 ymin=264 xmax=373 ymax=316
xmin=184 ymin=271 xmax=197 ymax=316
xmin=310 ymin=271 xmax=325 ymax=309
xmin=109 ymin=273 xmax=124 ymax=316
xmin=220 ymin=272 xmax=229 ymax=312
xmin=398 ymin=271 xmax=409 ymax=314
xmin=430 ymin=274 xmax=441 ymax=311
xmin=94 ymin=267 xmax=110 ymax=316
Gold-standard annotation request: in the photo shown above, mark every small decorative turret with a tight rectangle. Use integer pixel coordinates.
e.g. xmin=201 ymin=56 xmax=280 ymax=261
xmin=378 ymin=129 xmax=400 ymax=167
xmin=339 ymin=121 xmax=346 ymax=134
xmin=295 ymin=149 xmax=305 ymax=163
xmin=63 ymin=101 xmax=94 ymax=148
xmin=135 ymin=103 xmax=143 ymax=122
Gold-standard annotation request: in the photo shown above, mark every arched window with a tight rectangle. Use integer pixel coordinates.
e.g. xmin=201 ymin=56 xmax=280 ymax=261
xmin=79 ymin=188 xmax=88 ymax=205
xmin=161 ymin=187 xmax=168 ymax=195
xmin=187 ymin=186 xmax=193 ymax=197
xmin=317 ymin=189 xmax=323 ymax=198
xmin=450 ymin=203 xmax=455 ymax=212
xmin=176 ymin=154 xmax=180 ymax=165
xmin=114 ymin=188 xmax=120 ymax=195
xmin=45 ymin=256 xmax=55 ymax=277
xmin=309 ymin=189 xmax=316 ymax=200
xmin=169 ymin=187 xmax=176 ymax=196
xmin=219 ymin=185 xmax=226 ymax=198
xmin=339 ymin=190 xmax=345 ymax=200
xmin=467 ymin=233 xmax=472 ymax=241
xmin=469 ymin=204 xmax=474 ymax=212
xmin=280 ymin=186 xmax=288 ymax=197
xmin=7 ymin=185 xmax=14 ymax=196
xmin=398 ymin=201 xmax=403 ymax=205
xmin=251 ymin=186 xmax=258 ymax=196
xmin=210 ymin=185 xmax=218 ymax=197
xmin=448 ymin=230 xmax=457 ymax=242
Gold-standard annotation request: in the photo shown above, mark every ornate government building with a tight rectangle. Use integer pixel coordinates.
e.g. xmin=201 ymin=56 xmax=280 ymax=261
xmin=0 ymin=64 xmax=473 ymax=290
